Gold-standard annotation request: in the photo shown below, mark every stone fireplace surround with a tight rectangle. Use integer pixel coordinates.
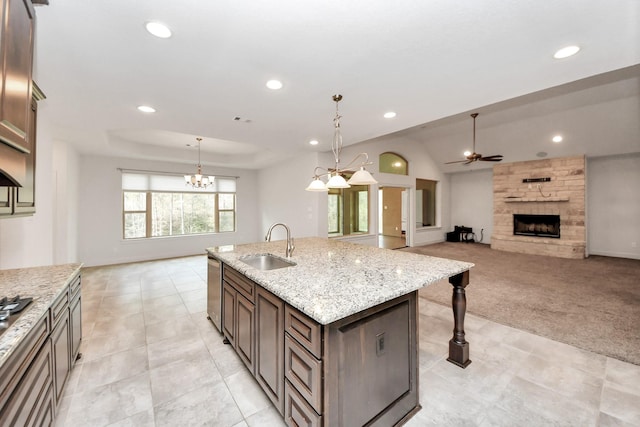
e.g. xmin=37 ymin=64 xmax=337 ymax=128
xmin=492 ymin=156 xmax=586 ymax=259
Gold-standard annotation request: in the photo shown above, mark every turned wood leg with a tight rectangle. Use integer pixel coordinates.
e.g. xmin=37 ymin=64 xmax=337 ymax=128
xmin=447 ymin=270 xmax=471 ymax=368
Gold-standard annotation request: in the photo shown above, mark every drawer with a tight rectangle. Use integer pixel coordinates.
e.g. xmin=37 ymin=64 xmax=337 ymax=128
xmin=284 ymin=380 xmax=322 ymax=427
xmin=285 ymin=305 xmax=322 ymax=359
xmin=0 ymin=315 xmax=49 ymax=410
xmin=284 ymin=335 xmax=322 ymax=414
xmin=223 ymin=265 xmax=255 ymax=303
xmin=51 ymin=289 xmax=69 ymax=327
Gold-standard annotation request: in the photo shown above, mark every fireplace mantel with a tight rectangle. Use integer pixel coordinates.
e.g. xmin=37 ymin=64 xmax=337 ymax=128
xmin=504 ymin=197 xmax=569 ymax=203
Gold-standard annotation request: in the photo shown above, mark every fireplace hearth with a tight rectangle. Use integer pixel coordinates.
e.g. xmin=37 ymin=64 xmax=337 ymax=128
xmin=513 ymin=214 xmax=560 ymax=238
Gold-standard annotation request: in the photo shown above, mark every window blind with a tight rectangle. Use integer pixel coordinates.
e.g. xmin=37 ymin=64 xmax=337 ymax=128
xmin=121 ymin=172 xmax=236 ymax=193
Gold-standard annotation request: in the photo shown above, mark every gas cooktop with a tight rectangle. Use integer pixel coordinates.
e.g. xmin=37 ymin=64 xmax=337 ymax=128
xmin=0 ymin=296 xmax=33 ymax=314
xmin=0 ymin=296 xmax=33 ymax=336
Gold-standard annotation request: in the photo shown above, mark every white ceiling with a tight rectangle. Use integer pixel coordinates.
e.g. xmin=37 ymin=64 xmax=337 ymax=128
xmin=33 ymin=0 xmax=640 ymax=172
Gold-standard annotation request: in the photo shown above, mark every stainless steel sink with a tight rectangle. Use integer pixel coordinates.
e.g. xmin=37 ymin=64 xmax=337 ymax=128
xmin=239 ymin=254 xmax=296 ymax=271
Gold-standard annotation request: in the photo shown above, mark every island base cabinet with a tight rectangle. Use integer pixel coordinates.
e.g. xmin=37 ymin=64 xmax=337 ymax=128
xmin=222 ymin=282 xmax=237 ymax=346
xmin=323 ymin=292 xmax=419 ymax=427
xmin=256 ymin=287 xmax=285 ymax=415
xmin=236 ymin=294 xmax=255 ymax=373
xmin=222 ymin=270 xmax=256 ymax=374
xmin=218 ymin=263 xmax=420 ymax=427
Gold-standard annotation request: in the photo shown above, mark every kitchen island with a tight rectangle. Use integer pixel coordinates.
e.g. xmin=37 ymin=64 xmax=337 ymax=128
xmin=207 ymin=237 xmax=473 ymax=427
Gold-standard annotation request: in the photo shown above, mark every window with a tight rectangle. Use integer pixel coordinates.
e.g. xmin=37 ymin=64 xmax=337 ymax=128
xmin=416 ymin=178 xmax=437 ymax=227
xmin=328 ymin=179 xmax=369 ymax=236
xmin=122 ymin=172 xmax=236 ymax=239
xmin=379 ymin=152 xmax=408 ymax=175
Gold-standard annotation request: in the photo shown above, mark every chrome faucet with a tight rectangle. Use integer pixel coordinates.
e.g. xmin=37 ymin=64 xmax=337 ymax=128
xmin=265 ymin=223 xmax=295 ymax=258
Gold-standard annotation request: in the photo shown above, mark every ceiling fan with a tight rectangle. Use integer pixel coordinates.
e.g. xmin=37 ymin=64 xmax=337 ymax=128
xmin=445 ymin=113 xmax=503 ymax=164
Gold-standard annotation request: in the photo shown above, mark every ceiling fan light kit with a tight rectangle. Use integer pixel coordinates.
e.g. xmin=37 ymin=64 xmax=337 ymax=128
xmin=445 ymin=113 xmax=504 ymax=165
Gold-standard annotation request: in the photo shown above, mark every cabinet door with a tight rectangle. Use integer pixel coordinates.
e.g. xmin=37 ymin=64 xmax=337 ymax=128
xmin=236 ymin=293 xmax=255 ymax=374
xmin=13 ymin=97 xmax=35 ymax=214
xmin=256 ymin=287 xmax=285 ymax=414
xmin=0 ymin=338 xmax=53 ymax=427
xmin=0 ymin=186 xmax=11 ymax=215
xmin=222 ymin=282 xmax=236 ymax=347
xmin=70 ymin=292 xmax=82 ymax=362
xmin=52 ymin=310 xmax=70 ymax=405
xmin=0 ymin=0 xmax=35 ymax=153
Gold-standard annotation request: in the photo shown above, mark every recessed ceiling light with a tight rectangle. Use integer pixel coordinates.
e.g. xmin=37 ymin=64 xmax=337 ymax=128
xmin=537 ymin=151 xmax=548 ymax=158
xmin=266 ymin=80 xmax=283 ymax=90
xmin=552 ymin=135 xmax=563 ymax=143
xmin=145 ymin=22 xmax=172 ymax=38
xmin=309 ymin=139 xmax=319 ymax=146
xmin=383 ymin=112 xmax=397 ymax=119
xmin=553 ymin=45 xmax=580 ymax=59
xmin=137 ymin=105 xmax=156 ymax=113
xmin=463 ymin=150 xmax=472 ymax=157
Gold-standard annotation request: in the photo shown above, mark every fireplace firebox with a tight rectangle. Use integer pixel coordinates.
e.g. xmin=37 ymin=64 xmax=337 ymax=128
xmin=513 ymin=214 xmax=560 ymax=238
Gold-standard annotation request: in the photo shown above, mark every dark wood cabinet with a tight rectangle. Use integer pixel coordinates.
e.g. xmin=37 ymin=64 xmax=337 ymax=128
xmin=222 ymin=281 xmax=237 ymax=346
xmin=218 ymin=264 xmax=419 ymax=427
xmin=0 ymin=186 xmax=11 ymax=214
xmin=222 ymin=266 xmax=256 ymax=374
xmin=0 ymin=270 xmax=82 ymax=426
xmin=284 ymin=381 xmax=322 ymax=427
xmin=70 ymin=290 xmax=82 ymax=362
xmin=0 ymin=0 xmax=35 ymax=153
xmin=1 ymin=88 xmax=42 ymax=217
xmin=52 ymin=309 xmax=70 ymax=404
xmin=256 ymin=286 xmax=285 ymax=414
xmin=13 ymin=97 xmax=36 ymax=214
xmin=0 ymin=338 xmax=54 ymax=427
xmin=236 ymin=293 xmax=254 ymax=372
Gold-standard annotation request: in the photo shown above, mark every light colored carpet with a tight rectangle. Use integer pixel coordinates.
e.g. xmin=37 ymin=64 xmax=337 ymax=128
xmin=401 ymin=242 xmax=640 ymax=365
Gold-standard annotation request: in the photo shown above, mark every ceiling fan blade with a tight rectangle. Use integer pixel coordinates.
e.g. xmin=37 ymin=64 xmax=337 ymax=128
xmin=480 ymin=154 xmax=502 ymax=162
xmin=444 ymin=160 xmax=469 ymax=164
xmin=463 ymin=159 xmax=475 ymax=165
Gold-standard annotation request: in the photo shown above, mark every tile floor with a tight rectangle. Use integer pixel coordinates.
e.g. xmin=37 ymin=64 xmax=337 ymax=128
xmin=53 ymin=255 xmax=640 ymax=427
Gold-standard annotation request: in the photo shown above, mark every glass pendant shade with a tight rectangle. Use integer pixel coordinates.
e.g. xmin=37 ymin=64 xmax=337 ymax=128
xmin=347 ymin=167 xmax=378 ymax=185
xmin=305 ymin=177 xmax=329 ymax=192
xmin=326 ymin=173 xmax=350 ymax=189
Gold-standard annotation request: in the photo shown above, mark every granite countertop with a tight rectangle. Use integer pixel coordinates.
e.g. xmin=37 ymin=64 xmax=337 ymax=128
xmin=207 ymin=237 xmax=473 ymax=324
xmin=0 ymin=263 xmax=82 ymax=368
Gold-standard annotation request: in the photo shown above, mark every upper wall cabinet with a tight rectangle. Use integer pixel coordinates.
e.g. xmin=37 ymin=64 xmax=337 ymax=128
xmin=0 ymin=0 xmax=35 ymax=154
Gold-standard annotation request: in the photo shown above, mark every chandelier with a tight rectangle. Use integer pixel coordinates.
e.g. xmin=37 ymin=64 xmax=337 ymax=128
xmin=184 ymin=137 xmax=215 ymax=189
xmin=305 ymin=94 xmax=378 ymax=191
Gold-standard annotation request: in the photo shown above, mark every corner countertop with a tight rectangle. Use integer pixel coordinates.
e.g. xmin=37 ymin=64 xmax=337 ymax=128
xmin=207 ymin=237 xmax=473 ymax=325
xmin=0 ymin=263 xmax=82 ymax=368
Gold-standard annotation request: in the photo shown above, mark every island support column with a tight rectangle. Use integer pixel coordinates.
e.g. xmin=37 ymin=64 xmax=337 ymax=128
xmin=447 ymin=270 xmax=471 ymax=368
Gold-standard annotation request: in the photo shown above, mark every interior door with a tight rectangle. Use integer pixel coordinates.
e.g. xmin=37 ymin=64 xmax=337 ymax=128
xmin=380 ymin=187 xmax=403 ymax=237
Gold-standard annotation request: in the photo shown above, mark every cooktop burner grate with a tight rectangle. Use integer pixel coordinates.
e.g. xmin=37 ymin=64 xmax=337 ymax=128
xmin=0 ymin=296 xmax=33 ymax=314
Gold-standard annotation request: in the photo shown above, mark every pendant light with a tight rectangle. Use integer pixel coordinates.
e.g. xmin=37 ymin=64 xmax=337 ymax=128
xmin=305 ymin=95 xmax=378 ymax=192
xmin=184 ymin=137 xmax=215 ymax=189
